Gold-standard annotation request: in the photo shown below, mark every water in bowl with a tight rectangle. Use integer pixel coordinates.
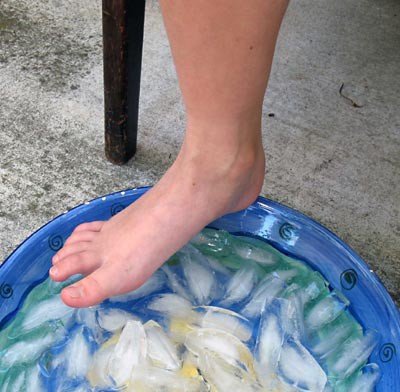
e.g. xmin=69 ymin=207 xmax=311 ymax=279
xmin=0 ymin=229 xmax=380 ymax=391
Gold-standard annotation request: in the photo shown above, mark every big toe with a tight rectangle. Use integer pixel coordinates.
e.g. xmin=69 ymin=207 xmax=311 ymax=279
xmin=60 ymin=265 xmax=129 ymax=308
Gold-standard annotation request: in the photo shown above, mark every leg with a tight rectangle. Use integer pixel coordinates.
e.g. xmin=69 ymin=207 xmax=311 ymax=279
xmin=103 ymin=0 xmax=145 ymax=164
xmin=51 ymin=0 xmax=289 ymax=307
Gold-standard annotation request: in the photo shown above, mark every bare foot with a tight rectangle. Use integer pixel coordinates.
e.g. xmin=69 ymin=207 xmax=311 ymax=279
xmin=50 ymin=138 xmax=265 ymax=307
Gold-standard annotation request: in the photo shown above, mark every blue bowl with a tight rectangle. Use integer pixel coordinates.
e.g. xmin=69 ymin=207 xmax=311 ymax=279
xmin=0 ymin=187 xmax=399 ymax=390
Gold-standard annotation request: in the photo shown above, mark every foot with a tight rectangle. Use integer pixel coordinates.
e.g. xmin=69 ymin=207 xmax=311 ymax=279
xmin=50 ymin=135 xmax=265 ymax=307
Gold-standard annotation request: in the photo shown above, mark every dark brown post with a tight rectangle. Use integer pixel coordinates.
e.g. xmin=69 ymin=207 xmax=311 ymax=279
xmin=102 ymin=0 xmax=146 ymax=164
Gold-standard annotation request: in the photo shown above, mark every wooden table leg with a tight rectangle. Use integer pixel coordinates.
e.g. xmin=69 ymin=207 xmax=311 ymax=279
xmin=102 ymin=0 xmax=145 ymax=164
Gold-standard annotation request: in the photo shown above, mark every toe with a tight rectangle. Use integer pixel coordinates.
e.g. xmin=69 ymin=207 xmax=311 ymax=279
xmin=64 ymin=231 xmax=97 ymax=246
xmin=61 ymin=265 xmax=128 ymax=307
xmin=49 ymin=252 xmax=101 ymax=282
xmin=73 ymin=221 xmax=104 ymax=234
xmin=52 ymin=242 xmax=91 ymax=264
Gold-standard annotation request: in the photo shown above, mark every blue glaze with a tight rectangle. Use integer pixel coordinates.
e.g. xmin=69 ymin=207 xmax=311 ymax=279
xmin=0 ymin=187 xmax=399 ymax=390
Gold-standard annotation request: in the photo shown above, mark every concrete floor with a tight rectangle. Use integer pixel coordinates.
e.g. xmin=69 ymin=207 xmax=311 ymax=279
xmin=0 ymin=0 xmax=399 ymax=307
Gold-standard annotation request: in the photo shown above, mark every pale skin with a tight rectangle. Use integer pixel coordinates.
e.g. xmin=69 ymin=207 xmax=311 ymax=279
xmin=50 ymin=0 xmax=289 ymax=307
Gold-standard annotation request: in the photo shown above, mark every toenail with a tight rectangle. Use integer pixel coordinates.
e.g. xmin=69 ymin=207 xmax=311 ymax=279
xmin=64 ymin=286 xmax=83 ymax=299
xmin=50 ymin=266 xmax=58 ymax=276
xmin=53 ymin=254 xmax=59 ymax=263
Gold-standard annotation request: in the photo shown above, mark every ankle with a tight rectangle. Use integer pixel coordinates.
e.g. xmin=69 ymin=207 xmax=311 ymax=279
xmin=176 ymin=135 xmax=265 ymax=216
xmin=181 ymin=118 xmax=263 ymax=170
xmin=221 ymin=142 xmax=265 ymax=213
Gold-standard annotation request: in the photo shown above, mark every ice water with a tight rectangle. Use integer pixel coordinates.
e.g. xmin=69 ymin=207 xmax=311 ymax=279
xmin=0 ymin=229 xmax=380 ymax=391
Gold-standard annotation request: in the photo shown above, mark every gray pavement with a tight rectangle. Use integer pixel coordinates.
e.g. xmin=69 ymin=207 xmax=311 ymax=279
xmin=0 ymin=0 xmax=399 ymax=307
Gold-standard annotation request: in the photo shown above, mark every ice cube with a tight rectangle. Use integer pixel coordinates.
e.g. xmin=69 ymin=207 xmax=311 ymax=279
xmin=190 ymin=229 xmax=232 ymax=256
xmin=310 ymin=317 xmax=355 ymax=360
xmin=276 ymin=291 xmax=306 ymax=340
xmin=20 ymin=296 xmax=75 ymax=333
xmin=25 ymin=365 xmax=43 ymax=392
xmin=75 ymin=306 xmax=104 ymax=344
xmin=130 ymin=364 xmax=209 ymax=392
xmin=220 ymin=266 xmax=259 ymax=306
xmin=162 ymin=265 xmax=193 ymax=301
xmin=278 ymin=337 xmax=327 ymax=391
xmin=348 ymin=363 xmax=381 ymax=392
xmin=144 ymin=320 xmax=181 ymax=370
xmin=97 ymin=308 xmax=139 ymax=332
xmin=242 ymin=275 xmax=286 ymax=318
xmin=87 ymin=343 xmax=116 ymax=388
xmin=75 ymin=306 xmax=97 ymax=329
xmin=0 ymin=375 xmax=11 ymax=392
xmin=107 ymin=320 xmax=147 ymax=386
xmin=109 ymin=270 xmax=166 ymax=303
xmin=196 ymin=306 xmax=253 ymax=342
xmin=302 ymin=272 xmax=330 ymax=303
xmin=185 ymin=327 xmax=254 ymax=374
xmin=168 ymin=317 xmax=197 ymax=345
xmin=0 ymin=371 xmax=25 ymax=392
xmin=256 ymin=311 xmax=284 ymax=377
xmin=0 ymin=327 xmax=65 ymax=371
xmin=305 ymin=291 xmax=349 ymax=330
xmin=179 ymin=244 xmax=219 ymax=305
xmin=55 ymin=383 xmax=91 ymax=392
xmin=0 ymin=282 xmax=103 ymax=346
xmin=329 ymin=329 xmax=379 ymax=379
xmin=233 ymin=238 xmax=280 ymax=266
xmin=192 ymin=351 xmax=263 ymax=392
xmin=260 ymin=375 xmax=300 ymax=392
xmin=180 ymin=352 xmax=206 ymax=382
xmin=205 ymin=254 xmax=232 ymax=276
xmin=62 ymin=326 xmax=92 ymax=379
xmin=147 ymin=294 xmax=197 ymax=344
xmin=147 ymin=293 xmax=193 ymax=319
xmin=272 ymin=269 xmax=299 ymax=282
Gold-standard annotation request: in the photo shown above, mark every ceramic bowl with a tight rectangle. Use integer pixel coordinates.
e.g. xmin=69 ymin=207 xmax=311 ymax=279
xmin=0 ymin=187 xmax=398 ymax=390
